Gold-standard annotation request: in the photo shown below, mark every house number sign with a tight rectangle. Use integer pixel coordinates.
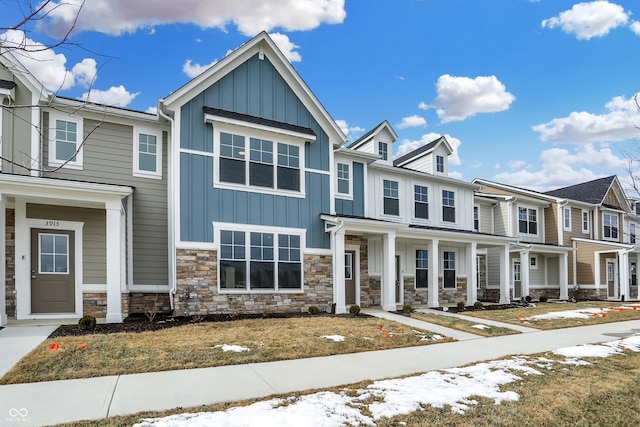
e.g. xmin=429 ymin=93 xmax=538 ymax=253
xmin=45 ymin=220 xmax=60 ymax=227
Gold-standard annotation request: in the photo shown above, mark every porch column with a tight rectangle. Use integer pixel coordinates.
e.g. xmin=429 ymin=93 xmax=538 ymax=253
xmin=499 ymin=245 xmax=510 ymax=303
xmin=428 ymin=239 xmax=439 ymax=307
xmin=619 ymin=250 xmax=630 ymax=301
xmin=521 ymin=251 xmax=530 ymax=299
xmin=333 ymin=226 xmax=346 ymax=314
xmin=0 ymin=194 xmax=6 ymax=326
xmin=381 ymin=231 xmax=396 ymax=311
xmin=559 ymin=252 xmax=569 ymax=300
xmin=106 ymin=201 xmax=123 ymax=323
xmin=466 ymin=242 xmax=477 ymax=306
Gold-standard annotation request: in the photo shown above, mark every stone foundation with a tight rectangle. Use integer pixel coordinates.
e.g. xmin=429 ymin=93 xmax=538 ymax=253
xmin=364 ymin=276 xmax=381 ymax=307
xmin=128 ymin=292 xmax=172 ymax=315
xmin=83 ymin=292 xmax=107 ymax=318
xmin=439 ymin=277 xmax=468 ymax=304
xmin=402 ymin=277 xmax=429 ymax=305
xmin=529 ymin=288 xmax=560 ymax=301
xmin=174 ymin=248 xmax=334 ymax=315
xmin=5 ymin=209 xmax=15 ymax=317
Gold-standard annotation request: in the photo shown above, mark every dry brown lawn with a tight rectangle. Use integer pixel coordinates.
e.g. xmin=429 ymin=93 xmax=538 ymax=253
xmin=0 ymin=316 xmax=449 ymax=385
xmin=411 ymin=311 xmax=520 ymax=337
xmin=461 ymin=301 xmax=640 ymax=330
xmin=54 ymin=343 xmax=640 ymax=427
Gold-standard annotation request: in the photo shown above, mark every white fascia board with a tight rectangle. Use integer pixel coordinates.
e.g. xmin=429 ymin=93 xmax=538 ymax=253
xmin=571 ymin=236 xmax=634 ymax=250
xmin=50 ymin=97 xmax=163 ymax=125
xmin=372 ymin=163 xmax=481 ymax=189
xmin=334 ymin=147 xmax=380 ymax=164
xmin=204 ymin=112 xmax=316 ymax=142
xmin=0 ymin=174 xmax=132 ymax=200
xmin=473 ymin=178 xmax=564 ymax=203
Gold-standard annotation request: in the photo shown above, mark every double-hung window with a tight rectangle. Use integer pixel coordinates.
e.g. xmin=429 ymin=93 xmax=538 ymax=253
xmin=378 ymin=142 xmax=388 ymax=161
xmin=582 ymin=210 xmax=590 ymax=234
xmin=383 ymin=180 xmax=399 ymax=216
xmin=415 ymin=249 xmax=428 ymax=288
xmin=563 ymin=207 xmax=571 ymax=231
xmin=518 ymin=207 xmax=538 ymax=235
xmin=473 ymin=206 xmax=479 ymax=231
xmin=436 ymin=155 xmax=444 ymax=173
xmin=48 ymin=112 xmax=83 ymax=169
xmin=603 ymin=213 xmax=618 ymax=240
xmin=442 ymin=190 xmax=455 ymax=223
xmin=631 ymin=223 xmax=637 ymax=244
xmin=134 ymin=127 xmax=162 ymax=178
xmin=220 ymin=230 xmax=302 ymax=291
xmin=337 ymin=162 xmax=350 ymax=195
xmin=414 ymin=185 xmax=428 ymax=220
xmin=219 ymin=131 xmax=301 ymax=192
xmin=443 ymin=251 xmax=456 ymax=288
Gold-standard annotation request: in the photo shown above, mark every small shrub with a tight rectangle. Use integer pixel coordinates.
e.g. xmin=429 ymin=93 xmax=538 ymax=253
xmin=456 ymin=301 xmax=466 ymax=311
xmin=308 ymin=305 xmax=320 ymax=315
xmin=473 ymin=301 xmax=484 ymax=310
xmin=525 ymin=295 xmax=532 ymax=303
xmin=402 ymin=303 xmax=412 ymax=313
xmin=78 ymin=315 xmax=96 ymax=331
xmin=539 ymin=295 xmax=549 ymax=303
xmin=349 ymin=304 xmax=361 ymax=315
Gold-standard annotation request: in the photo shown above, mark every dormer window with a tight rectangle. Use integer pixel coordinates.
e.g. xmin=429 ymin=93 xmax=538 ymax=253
xmin=436 ymin=155 xmax=444 ymax=173
xmin=603 ymin=213 xmax=618 ymax=241
xmin=378 ymin=142 xmax=388 ymax=161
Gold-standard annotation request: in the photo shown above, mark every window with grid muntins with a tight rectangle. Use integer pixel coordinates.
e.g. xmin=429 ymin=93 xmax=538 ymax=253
xmin=416 ymin=249 xmax=428 ymax=288
xmin=442 ymin=190 xmax=455 ymax=223
xmin=414 ymin=185 xmax=428 ymax=219
xmin=378 ymin=142 xmax=388 ymax=161
xmin=383 ymin=180 xmax=399 ymax=216
xmin=337 ymin=163 xmax=350 ymax=194
xmin=518 ymin=207 xmax=538 ymax=234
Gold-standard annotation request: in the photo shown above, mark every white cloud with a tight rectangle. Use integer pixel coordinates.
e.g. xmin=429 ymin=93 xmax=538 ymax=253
xmin=335 ymin=119 xmax=365 ymax=138
xmin=268 ymin=32 xmax=302 ymax=62
xmin=183 ymin=59 xmax=218 ymax=78
xmin=508 ymin=160 xmax=527 ymax=170
xmin=631 ymin=21 xmax=640 ymax=35
xmin=418 ymin=102 xmax=428 ymax=110
xmin=0 ymin=30 xmax=97 ymax=92
xmin=79 ymin=85 xmax=140 ymax=107
xmin=541 ymin=1 xmax=629 ymax=40
xmin=532 ymin=94 xmax=640 ymax=143
xmin=37 ymin=0 xmax=347 ymax=37
xmin=493 ymin=143 xmax=626 ymax=191
xmin=430 ymin=74 xmax=515 ymax=123
xmin=397 ymin=115 xmax=427 ymax=129
xmin=395 ymin=132 xmax=461 ymax=166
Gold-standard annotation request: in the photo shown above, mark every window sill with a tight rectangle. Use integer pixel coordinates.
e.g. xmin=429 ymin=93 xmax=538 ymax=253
xmin=218 ymin=288 xmax=305 ymax=294
xmin=133 ymin=171 xmax=163 ymax=180
xmin=48 ymin=161 xmax=83 ymax=171
xmin=215 ymin=181 xmax=305 ymax=198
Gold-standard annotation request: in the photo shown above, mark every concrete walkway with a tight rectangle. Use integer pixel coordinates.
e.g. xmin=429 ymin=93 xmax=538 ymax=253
xmin=1 ymin=317 xmax=640 ymax=426
xmin=0 ymin=324 xmax=58 ymax=378
xmin=413 ymin=307 xmax=541 ymax=333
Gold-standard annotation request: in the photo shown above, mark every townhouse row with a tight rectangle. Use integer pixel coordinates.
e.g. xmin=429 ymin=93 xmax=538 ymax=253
xmin=1 ymin=32 xmax=638 ymax=325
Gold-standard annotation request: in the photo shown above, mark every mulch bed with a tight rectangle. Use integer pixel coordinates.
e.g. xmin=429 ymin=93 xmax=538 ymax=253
xmin=48 ymin=312 xmax=365 ymax=339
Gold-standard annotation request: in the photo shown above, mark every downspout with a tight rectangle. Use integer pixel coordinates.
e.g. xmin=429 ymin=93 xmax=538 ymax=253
xmin=158 ymin=105 xmax=177 ymax=310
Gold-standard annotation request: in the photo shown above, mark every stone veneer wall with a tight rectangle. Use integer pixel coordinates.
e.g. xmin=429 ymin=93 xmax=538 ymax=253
xmin=174 ymin=248 xmax=333 ymax=315
xmin=128 ymin=292 xmax=171 ymax=315
xmin=5 ymin=209 xmax=15 ymax=317
xmin=344 ymin=234 xmax=373 ymax=307
xmin=402 ymin=277 xmax=429 ymax=305
xmin=439 ymin=277 xmax=468 ymax=304
xmin=83 ymin=292 xmax=107 ymax=318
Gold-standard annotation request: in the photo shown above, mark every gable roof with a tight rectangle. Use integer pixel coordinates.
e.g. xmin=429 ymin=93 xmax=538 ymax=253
xmin=393 ymin=135 xmax=452 ymax=167
xmin=160 ymin=31 xmax=346 ymax=146
xmin=203 ymin=106 xmax=316 ymax=139
xmin=544 ymin=176 xmax=617 ymax=205
xmin=347 ymin=120 xmax=398 ymax=150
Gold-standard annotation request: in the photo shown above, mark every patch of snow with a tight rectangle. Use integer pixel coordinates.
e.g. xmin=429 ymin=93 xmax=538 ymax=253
xmin=320 ymin=335 xmax=345 ymax=342
xmin=137 ymin=335 xmax=640 ymax=427
xmin=212 ymin=344 xmax=250 ymax=353
xmin=471 ymin=324 xmax=490 ymax=330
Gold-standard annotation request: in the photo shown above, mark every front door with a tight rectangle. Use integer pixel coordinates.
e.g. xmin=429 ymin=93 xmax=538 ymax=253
xmin=345 ymin=251 xmax=356 ymax=305
xmin=31 ymin=229 xmax=75 ymax=313
xmin=513 ymin=260 xmax=522 ymax=299
xmin=607 ymin=259 xmax=617 ymax=299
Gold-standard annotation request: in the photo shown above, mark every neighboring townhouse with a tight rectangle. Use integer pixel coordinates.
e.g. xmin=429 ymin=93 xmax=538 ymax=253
xmin=324 ymin=125 xmax=516 ymax=312
xmin=0 ymin=49 xmax=169 ymax=326
xmin=544 ymin=176 xmax=640 ymax=301
xmin=160 ymin=32 xmax=347 ymax=315
xmin=473 ymin=179 xmax=572 ymax=302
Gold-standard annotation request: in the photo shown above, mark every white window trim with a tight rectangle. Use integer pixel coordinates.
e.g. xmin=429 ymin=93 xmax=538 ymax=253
xmin=411 ymin=182 xmax=431 ymax=225
xmin=530 ymin=255 xmax=538 ymax=270
xmin=378 ymin=141 xmax=388 ymax=161
xmin=47 ymin=111 xmax=84 ymax=170
xmin=602 ymin=212 xmax=619 ymax=242
xmin=215 ymin=222 xmax=306 ymax=294
xmin=473 ymin=206 xmax=480 ymax=231
xmin=436 ymin=155 xmax=444 ymax=173
xmin=381 ymin=178 xmax=400 ymax=219
xmin=212 ymin=122 xmax=307 ymax=198
xmin=133 ymin=126 xmax=163 ymax=179
xmin=630 ymin=223 xmax=636 ymax=244
xmin=336 ymin=161 xmax=353 ymax=199
xmin=563 ymin=207 xmax=571 ymax=231
xmin=442 ymin=249 xmax=457 ymax=289
xmin=581 ymin=209 xmax=590 ymax=234
xmin=517 ymin=205 xmax=539 ymax=237
xmin=441 ymin=188 xmax=457 ymax=226
xmin=414 ymin=246 xmax=429 ymax=289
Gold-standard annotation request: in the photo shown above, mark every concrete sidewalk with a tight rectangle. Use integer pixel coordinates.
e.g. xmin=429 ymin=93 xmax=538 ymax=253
xmin=413 ymin=307 xmax=541 ymax=333
xmin=1 ymin=318 xmax=640 ymax=426
xmin=0 ymin=324 xmax=58 ymax=378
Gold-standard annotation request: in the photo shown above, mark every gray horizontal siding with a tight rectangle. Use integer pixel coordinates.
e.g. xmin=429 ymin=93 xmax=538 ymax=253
xmin=180 ymin=152 xmax=330 ymax=249
xmin=41 ymin=116 xmax=169 ymax=286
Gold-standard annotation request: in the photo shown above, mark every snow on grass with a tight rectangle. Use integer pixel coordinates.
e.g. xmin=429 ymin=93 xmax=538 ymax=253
xmin=524 ymin=304 xmax=639 ymax=321
xmin=212 ymin=344 xmax=250 ymax=353
xmin=136 ymin=335 xmax=640 ymax=427
xmin=471 ymin=324 xmax=490 ymax=330
xmin=320 ymin=335 xmax=345 ymax=342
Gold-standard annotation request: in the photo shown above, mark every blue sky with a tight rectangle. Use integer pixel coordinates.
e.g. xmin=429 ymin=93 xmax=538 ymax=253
xmin=3 ymin=0 xmax=640 ymax=192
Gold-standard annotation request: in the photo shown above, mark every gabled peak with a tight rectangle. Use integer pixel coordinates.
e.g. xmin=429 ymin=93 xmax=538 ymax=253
xmin=393 ymin=136 xmax=451 ymax=167
xmin=347 ymin=120 xmax=397 ymax=150
xmin=544 ymin=175 xmax=617 ymax=205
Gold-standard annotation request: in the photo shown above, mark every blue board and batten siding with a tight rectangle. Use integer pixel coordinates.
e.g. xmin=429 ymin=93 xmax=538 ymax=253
xmin=335 ymin=162 xmax=365 ymax=217
xmin=179 ymin=53 xmax=331 ymax=249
